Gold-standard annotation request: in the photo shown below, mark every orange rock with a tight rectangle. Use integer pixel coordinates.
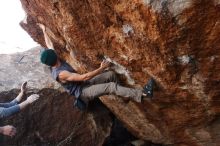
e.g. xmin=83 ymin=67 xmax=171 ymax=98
xmin=19 ymin=0 xmax=220 ymax=145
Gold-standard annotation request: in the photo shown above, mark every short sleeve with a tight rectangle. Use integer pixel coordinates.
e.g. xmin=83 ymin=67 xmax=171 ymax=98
xmin=51 ymin=68 xmax=62 ymax=82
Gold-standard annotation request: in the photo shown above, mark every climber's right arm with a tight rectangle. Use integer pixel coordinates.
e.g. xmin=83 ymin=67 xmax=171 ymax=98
xmin=58 ymin=60 xmax=111 ymax=82
xmin=58 ymin=68 xmax=104 ymax=82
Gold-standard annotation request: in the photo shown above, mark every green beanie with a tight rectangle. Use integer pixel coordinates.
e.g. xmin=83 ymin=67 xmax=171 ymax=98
xmin=40 ymin=49 xmax=58 ymax=66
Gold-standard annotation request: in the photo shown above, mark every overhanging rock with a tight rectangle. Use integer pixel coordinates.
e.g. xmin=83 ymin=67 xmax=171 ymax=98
xmin=19 ymin=0 xmax=220 ymax=145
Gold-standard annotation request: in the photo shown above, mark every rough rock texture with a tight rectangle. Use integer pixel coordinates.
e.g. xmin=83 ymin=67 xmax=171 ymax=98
xmin=19 ymin=0 xmax=220 ymax=146
xmin=0 ymin=48 xmax=113 ymax=146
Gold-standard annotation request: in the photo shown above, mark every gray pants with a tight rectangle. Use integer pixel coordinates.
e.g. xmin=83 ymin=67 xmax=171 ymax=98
xmin=79 ymin=71 xmax=142 ymax=103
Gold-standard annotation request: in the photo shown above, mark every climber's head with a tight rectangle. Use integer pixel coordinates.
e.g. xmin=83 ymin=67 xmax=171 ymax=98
xmin=40 ymin=49 xmax=58 ymax=66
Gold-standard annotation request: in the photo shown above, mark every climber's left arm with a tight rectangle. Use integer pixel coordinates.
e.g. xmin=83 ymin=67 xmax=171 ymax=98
xmin=38 ymin=23 xmax=54 ymax=49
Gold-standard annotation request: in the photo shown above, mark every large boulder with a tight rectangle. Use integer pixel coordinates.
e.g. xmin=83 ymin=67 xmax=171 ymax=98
xmin=19 ymin=0 xmax=220 ymax=146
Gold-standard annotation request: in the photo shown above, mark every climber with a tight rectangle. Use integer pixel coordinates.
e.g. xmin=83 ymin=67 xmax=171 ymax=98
xmin=0 ymin=82 xmax=39 ymax=137
xmin=38 ymin=23 xmax=155 ymax=109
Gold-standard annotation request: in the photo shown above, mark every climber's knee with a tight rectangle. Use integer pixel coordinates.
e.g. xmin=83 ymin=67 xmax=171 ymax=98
xmin=106 ymin=71 xmax=117 ymax=82
xmin=106 ymin=82 xmax=117 ymax=94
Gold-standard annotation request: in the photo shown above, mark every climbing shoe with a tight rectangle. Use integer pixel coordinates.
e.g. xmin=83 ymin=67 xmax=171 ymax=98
xmin=143 ymin=78 xmax=154 ymax=98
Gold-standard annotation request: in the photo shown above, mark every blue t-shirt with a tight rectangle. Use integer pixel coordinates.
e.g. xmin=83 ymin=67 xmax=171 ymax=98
xmin=51 ymin=61 xmax=82 ymax=98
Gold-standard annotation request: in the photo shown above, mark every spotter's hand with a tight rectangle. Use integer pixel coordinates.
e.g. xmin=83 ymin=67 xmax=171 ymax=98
xmin=20 ymin=81 xmax=27 ymax=93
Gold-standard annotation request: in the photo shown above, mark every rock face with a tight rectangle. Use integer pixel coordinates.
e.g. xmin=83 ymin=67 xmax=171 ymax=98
xmin=19 ymin=0 xmax=220 ymax=146
xmin=0 ymin=48 xmax=113 ymax=146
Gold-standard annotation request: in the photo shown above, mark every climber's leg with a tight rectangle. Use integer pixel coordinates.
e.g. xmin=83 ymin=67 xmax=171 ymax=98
xmin=86 ymin=71 xmax=118 ymax=85
xmin=79 ymin=82 xmax=142 ymax=103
